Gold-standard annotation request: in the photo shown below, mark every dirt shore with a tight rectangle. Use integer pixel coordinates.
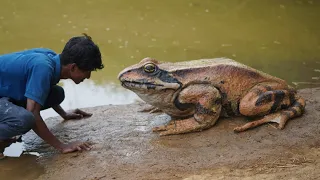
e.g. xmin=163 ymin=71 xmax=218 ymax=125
xmin=3 ymin=88 xmax=320 ymax=180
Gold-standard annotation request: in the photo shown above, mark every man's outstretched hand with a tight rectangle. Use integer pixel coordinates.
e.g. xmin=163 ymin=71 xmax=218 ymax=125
xmin=60 ymin=141 xmax=92 ymax=154
xmin=62 ymin=108 xmax=92 ymax=120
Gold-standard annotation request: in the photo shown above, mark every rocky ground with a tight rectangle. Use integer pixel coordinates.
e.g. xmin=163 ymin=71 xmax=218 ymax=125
xmin=2 ymin=88 xmax=320 ymax=180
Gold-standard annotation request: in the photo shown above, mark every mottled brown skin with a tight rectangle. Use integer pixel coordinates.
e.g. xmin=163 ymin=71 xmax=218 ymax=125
xmin=118 ymin=57 xmax=306 ymax=136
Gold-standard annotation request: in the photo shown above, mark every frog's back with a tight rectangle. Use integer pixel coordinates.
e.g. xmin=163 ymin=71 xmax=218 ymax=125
xmin=168 ymin=57 xmax=287 ymax=98
xmin=163 ymin=58 xmax=239 ymax=71
xmin=167 ymin=58 xmax=284 ymax=83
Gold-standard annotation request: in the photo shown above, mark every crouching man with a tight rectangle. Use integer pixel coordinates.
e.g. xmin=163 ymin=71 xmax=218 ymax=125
xmin=0 ymin=33 xmax=104 ymax=159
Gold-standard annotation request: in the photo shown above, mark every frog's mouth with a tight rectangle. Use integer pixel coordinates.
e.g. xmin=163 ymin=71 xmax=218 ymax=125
xmin=121 ymin=80 xmax=163 ymax=90
xmin=121 ymin=80 xmax=180 ymax=90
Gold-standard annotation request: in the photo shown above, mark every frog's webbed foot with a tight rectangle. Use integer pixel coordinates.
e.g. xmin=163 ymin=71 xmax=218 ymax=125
xmin=234 ymin=112 xmax=285 ymax=132
xmin=152 ymin=118 xmax=205 ymax=136
xmin=149 ymin=107 xmax=162 ymax=113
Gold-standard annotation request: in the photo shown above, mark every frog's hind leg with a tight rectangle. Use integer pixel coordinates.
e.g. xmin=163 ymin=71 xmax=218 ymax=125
xmin=234 ymin=97 xmax=305 ymax=132
xmin=234 ymin=82 xmax=306 ymax=132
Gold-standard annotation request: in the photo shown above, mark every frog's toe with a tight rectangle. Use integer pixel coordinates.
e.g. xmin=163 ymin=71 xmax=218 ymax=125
xmin=233 ymin=127 xmax=243 ymax=133
xmin=149 ymin=108 xmax=163 ymax=113
xmin=152 ymin=125 xmax=170 ymax=132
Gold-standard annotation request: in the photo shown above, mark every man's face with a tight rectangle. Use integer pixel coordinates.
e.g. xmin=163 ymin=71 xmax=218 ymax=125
xmin=70 ymin=64 xmax=91 ymax=84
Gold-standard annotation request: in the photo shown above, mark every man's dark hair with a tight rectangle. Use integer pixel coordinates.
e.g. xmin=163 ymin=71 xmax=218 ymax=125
xmin=60 ymin=33 xmax=104 ymax=71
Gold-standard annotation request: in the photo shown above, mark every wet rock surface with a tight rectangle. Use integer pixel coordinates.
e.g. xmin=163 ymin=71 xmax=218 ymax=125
xmin=14 ymin=88 xmax=320 ymax=179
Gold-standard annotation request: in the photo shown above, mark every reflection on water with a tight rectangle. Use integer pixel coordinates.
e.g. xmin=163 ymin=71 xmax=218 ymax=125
xmin=41 ymin=79 xmax=139 ymax=119
xmin=3 ymin=142 xmax=24 ymax=157
xmin=0 ymin=153 xmax=44 ymax=180
xmin=3 ymin=142 xmax=40 ymax=157
xmin=0 ymin=0 xmax=319 ymax=91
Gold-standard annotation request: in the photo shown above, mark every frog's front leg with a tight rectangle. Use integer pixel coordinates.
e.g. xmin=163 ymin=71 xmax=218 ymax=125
xmin=138 ymin=105 xmax=162 ymax=113
xmin=152 ymin=84 xmax=222 ymax=136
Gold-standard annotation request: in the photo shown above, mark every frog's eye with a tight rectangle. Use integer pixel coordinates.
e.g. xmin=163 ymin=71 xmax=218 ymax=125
xmin=143 ymin=63 xmax=157 ymax=73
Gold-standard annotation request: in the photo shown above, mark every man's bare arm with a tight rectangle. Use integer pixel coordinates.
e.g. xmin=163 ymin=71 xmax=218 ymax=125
xmin=27 ymin=98 xmax=65 ymax=150
xmin=53 ymin=105 xmax=93 ymax=120
xmin=52 ymin=105 xmax=67 ymax=118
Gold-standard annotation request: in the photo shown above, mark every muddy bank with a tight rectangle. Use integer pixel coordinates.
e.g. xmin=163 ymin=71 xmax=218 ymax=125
xmin=4 ymin=88 xmax=320 ymax=180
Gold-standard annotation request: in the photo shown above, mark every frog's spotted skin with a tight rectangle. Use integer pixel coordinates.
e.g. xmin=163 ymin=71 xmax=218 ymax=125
xmin=118 ymin=57 xmax=306 ymax=136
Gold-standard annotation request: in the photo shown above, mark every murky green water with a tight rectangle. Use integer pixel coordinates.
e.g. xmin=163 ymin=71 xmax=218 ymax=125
xmin=1 ymin=0 xmax=320 ymax=111
xmin=0 ymin=153 xmax=44 ymax=180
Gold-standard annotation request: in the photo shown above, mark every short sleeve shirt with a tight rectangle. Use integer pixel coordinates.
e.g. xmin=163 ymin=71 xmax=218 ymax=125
xmin=0 ymin=48 xmax=61 ymax=106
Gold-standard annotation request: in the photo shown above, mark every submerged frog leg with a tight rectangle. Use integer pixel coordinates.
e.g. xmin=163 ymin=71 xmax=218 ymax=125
xmin=153 ymin=84 xmax=222 ymax=136
xmin=235 ymin=82 xmax=306 ymax=132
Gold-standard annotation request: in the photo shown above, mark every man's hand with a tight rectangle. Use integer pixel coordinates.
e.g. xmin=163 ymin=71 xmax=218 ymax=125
xmin=62 ymin=108 xmax=93 ymax=120
xmin=59 ymin=141 xmax=92 ymax=153
xmin=53 ymin=105 xmax=92 ymax=121
xmin=28 ymin=100 xmax=93 ymax=154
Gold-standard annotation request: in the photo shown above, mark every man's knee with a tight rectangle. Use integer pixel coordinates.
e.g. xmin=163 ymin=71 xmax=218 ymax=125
xmin=0 ymin=98 xmax=35 ymax=139
xmin=0 ymin=109 xmax=35 ymax=139
xmin=43 ymin=85 xmax=65 ymax=109
xmin=53 ymin=85 xmax=65 ymax=105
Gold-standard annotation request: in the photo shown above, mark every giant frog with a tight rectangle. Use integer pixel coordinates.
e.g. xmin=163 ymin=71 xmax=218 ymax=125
xmin=118 ymin=57 xmax=306 ymax=136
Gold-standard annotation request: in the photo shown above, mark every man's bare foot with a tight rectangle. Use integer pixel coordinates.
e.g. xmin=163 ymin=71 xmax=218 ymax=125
xmin=0 ymin=141 xmax=10 ymax=160
xmin=0 ymin=153 xmax=4 ymax=159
